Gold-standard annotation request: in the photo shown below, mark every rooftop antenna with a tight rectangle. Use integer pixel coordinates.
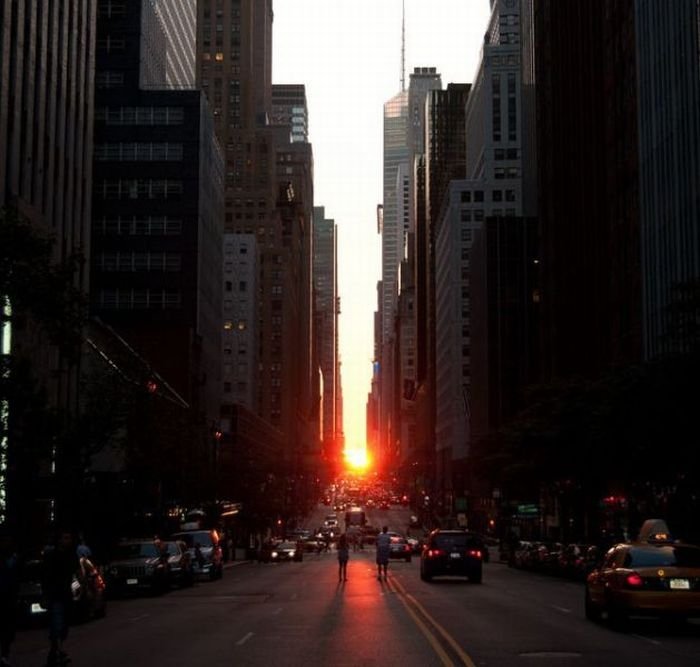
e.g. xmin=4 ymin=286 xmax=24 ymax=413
xmin=401 ymin=0 xmax=406 ymax=92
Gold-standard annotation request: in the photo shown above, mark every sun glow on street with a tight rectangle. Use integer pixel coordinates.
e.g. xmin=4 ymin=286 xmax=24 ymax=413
xmin=344 ymin=448 xmax=370 ymax=472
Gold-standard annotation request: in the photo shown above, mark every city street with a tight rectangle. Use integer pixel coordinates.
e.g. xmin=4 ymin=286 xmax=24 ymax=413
xmin=12 ymin=506 xmax=700 ymax=667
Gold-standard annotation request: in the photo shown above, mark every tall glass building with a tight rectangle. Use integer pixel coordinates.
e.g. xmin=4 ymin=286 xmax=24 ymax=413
xmin=636 ymin=0 xmax=700 ymax=358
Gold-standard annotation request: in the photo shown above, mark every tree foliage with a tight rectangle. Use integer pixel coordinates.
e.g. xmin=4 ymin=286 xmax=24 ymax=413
xmin=0 ymin=206 xmax=86 ymax=362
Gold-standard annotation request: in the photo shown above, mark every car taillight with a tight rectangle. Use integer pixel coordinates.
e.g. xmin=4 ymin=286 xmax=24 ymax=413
xmin=468 ymin=549 xmax=482 ymax=559
xmin=625 ymin=572 xmax=643 ymax=588
xmin=427 ymin=549 xmax=445 ymax=558
xmin=405 ymin=545 xmax=411 ymax=552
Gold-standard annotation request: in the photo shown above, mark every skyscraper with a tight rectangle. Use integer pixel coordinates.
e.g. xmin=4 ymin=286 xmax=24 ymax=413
xmin=313 ymin=206 xmax=339 ymax=467
xmin=90 ymin=0 xmax=224 ymax=490
xmin=636 ymin=0 xmax=700 ymax=358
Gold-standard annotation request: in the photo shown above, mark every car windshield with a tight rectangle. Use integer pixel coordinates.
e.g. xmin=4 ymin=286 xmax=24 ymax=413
xmin=174 ymin=533 xmax=213 ymax=548
xmin=115 ymin=543 xmax=159 ymax=559
xmin=278 ymin=542 xmax=296 ymax=549
xmin=626 ymin=546 xmax=700 ymax=568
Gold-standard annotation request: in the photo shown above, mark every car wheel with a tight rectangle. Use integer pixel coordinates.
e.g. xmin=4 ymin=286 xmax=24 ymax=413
xmin=584 ymin=589 xmax=601 ymax=622
xmin=420 ymin=566 xmax=432 ymax=582
xmin=605 ymin=595 xmax=628 ymax=629
xmin=405 ymin=556 xmax=412 ymax=563
xmin=470 ymin=569 xmax=483 ymax=584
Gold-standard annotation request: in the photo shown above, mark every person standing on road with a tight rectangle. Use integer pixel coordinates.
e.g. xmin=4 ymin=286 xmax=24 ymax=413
xmin=42 ymin=530 xmax=79 ymax=666
xmin=375 ymin=526 xmax=391 ymax=580
xmin=337 ymin=533 xmax=349 ymax=581
xmin=0 ymin=531 xmax=19 ymax=667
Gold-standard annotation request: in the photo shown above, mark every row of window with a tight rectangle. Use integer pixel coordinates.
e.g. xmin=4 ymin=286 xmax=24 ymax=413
xmin=97 ymin=1 xmax=125 ymax=18
xmin=99 ymin=252 xmax=182 ymax=272
xmin=495 ymin=167 xmax=521 ymax=179
xmin=494 ymin=148 xmax=520 ymax=161
xmin=95 ymin=143 xmax=184 ymax=162
xmin=95 ymin=217 xmax=182 ymax=236
xmin=98 ymin=289 xmax=181 ymax=309
xmin=95 ymin=106 xmax=185 ymax=126
xmin=96 ymin=71 xmax=124 ymax=89
xmin=460 ymin=209 xmax=517 ymax=222
xmin=97 ymin=180 xmax=184 ymax=200
xmin=97 ymin=36 xmax=126 ymax=53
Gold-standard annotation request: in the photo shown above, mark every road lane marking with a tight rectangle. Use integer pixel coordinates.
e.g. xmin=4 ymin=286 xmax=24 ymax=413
xmin=130 ymin=614 xmax=150 ymax=622
xmin=389 ymin=576 xmax=478 ymax=667
xmin=236 ymin=632 xmax=254 ymax=646
xmin=550 ymin=605 xmax=572 ymax=614
xmin=386 ymin=577 xmax=455 ymax=666
xmin=272 ymin=607 xmax=283 ymax=616
xmin=290 ymin=593 xmax=298 ymax=600
xmin=631 ymin=634 xmax=661 ymax=646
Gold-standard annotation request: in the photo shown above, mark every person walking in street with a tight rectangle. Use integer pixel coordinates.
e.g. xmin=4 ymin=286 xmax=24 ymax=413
xmin=375 ymin=526 xmax=391 ymax=580
xmin=337 ymin=533 xmax=349 ymax=581
xmin=42 ymin=530 xmax=79 ymax=666
xmin=0 ymin=531 xmax=19 ymax=667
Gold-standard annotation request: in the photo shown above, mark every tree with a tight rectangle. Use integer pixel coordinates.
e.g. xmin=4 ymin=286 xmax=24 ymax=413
xmin=0 ymin=206 xmax=85 ymax=536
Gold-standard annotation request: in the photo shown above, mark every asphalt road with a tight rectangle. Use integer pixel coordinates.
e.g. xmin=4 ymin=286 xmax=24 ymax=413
xmin=12 ymin=505 xmax=700 ymax=666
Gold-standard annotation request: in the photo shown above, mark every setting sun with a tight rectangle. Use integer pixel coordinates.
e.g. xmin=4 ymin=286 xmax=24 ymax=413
xmin=344 ymin=448 xmax=370 ymax=472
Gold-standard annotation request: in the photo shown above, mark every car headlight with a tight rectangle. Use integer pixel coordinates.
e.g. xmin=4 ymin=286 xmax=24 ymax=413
xmin=271 ymin=551 xmax=278 ymax=558
xmin=290 ymin=551 xmax=296 ymax=557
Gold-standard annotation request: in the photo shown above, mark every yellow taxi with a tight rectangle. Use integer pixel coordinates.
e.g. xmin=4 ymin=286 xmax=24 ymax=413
xmin=585 ymin=520 xmax=700 ymax=625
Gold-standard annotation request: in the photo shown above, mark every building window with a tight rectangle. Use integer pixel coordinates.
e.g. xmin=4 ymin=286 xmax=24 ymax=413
xmin=96 ymin=71 xmax=124 ymax=89
xmin=474 ymin=191 xmax=484 ymax=203
xmin=461 ymin=191 xmax=471 ymax=203
xmin=94 ymin=143 xmax=183 ymax=162
xmin=98 ymin=1 xmax=126 ymax=18
xmin=492 ymin=190 xmax=503 ymax=202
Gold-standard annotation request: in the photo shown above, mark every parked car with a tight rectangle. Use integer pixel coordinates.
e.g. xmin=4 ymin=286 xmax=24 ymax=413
xmin=389 ymin=536 xmax=413 ymax=562
xmin=420 ymin=529 xmax=483 ymax=583
xmin=171 ymin=530 xmax=224 ymax=580
xmin=166 ymin=541 xmax=194 ymax=587
xmin=17 ymin=557 xmax=107 ymax=626
xmin=105 ymin=540 xmax=171 ymax=595
xmin=585 ymin=530 xmax=700 ymax=626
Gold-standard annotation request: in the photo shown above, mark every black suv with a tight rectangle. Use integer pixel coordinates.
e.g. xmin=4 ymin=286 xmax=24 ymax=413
xmin=105 ymin=540 xmax=171 ymax=595
xmin=420 ymin=529 xmax=484 ymax=583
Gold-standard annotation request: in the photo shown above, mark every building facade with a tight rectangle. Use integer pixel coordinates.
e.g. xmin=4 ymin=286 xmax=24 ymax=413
xmin=91 ymin=0 xmax=224 ymax=505
xmin=1 ymin=0 xmax=97 ymax=533
xmin=635 ymin=0 xmax=700 ymax=358
xmin=313 ymin=206 xmax=339 ymax=468
xmin=272 ymin=84 xmax=309 ymax=143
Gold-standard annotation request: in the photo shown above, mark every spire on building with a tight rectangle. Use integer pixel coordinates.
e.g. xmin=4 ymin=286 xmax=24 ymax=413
xmin=401 ymin=0 xmax=406 ymax=92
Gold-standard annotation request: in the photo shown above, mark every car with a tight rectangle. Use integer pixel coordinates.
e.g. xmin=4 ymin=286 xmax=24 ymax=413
xmin=105 ymin=540 xmax=172 ymax=595
xmin=171 ymin=530 xmax=224 ymax=580
xmin=389 ymin=536 xmax=413 ymax=562
xmin=166 ymin=540 xmax=194 ymax=587
xmin=17 ymin=556 xmax=107 ymax=626
xmin=420 ymin=529 xmax=484 ymax=583
xmin=585 ymin=521 xmax=700 ymax=626
xmin=407 ymin=536 xmax=424 ymax=554
xmin=268 ymin=541 xmax=303 ymax=562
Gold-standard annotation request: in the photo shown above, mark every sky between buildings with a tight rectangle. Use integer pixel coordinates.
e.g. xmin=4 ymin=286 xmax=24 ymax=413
xmin=273 ymin=0 xmax=492 ymax=456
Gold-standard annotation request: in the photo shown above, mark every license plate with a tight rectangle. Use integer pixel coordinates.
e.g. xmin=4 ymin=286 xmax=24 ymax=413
xmin=670 ymin=578 xmax=690 ymax=590
xmin=450 ymin=552 xmax=461 ymax=559
xmin=126 ymin=578 xmax=138 ymax=585
xmin=31 ymin=603 xmax=46 ymax=614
